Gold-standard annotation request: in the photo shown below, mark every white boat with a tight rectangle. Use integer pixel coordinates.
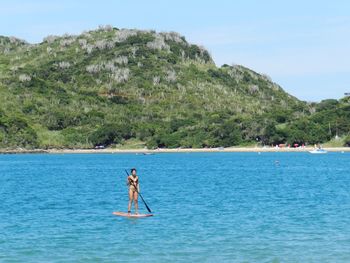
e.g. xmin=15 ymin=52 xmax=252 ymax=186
xmin=309 ymin=148 xmax=328 ymax=154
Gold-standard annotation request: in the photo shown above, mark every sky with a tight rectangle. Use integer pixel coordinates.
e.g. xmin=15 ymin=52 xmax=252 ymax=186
xmin=0 ymin=0 xmax=349 ymax=102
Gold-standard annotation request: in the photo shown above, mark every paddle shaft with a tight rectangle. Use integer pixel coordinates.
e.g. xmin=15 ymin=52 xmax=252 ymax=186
xmin=125 ymin=170 xmax=152 ymax=213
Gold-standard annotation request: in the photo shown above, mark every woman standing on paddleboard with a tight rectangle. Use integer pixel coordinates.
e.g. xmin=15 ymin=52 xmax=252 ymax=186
xmin=127 ymin=168 xmax=139 ymax=214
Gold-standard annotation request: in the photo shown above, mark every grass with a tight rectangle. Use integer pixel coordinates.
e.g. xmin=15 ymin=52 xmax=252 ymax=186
xmin=115 ymin=139 xmax=146 ymax=149
xmin=323 ymin=136 xmax=346 ymax=147
xmin=35 ymin=126 xmax=66 ymax=148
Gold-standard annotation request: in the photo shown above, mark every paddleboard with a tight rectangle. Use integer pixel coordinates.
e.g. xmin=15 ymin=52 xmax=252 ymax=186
xmin=113 ymin=212 xmax=153 ymax=218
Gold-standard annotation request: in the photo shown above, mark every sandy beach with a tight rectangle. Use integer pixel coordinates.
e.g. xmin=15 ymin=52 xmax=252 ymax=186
xmin=1 ymin=147 xmax=349 ymax=154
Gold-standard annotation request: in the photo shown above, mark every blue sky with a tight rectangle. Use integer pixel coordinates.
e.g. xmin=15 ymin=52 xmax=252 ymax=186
xmin=1 ymin=0 xmax=349 ymax=102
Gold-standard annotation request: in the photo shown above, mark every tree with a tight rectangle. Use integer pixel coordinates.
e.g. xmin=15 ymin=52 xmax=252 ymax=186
xmin=89 ymin=124 xmax=131 ymax=146
xmin=212 ymin=120 xmax=242 ymax=147
xmin=344 ymin=135 xmax=350 ymax=147
xmin=0 ymin=114 xmax=38 ymax=148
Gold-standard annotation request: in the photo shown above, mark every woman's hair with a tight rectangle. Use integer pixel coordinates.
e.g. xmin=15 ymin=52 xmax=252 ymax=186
xmin=131 ymin=168 xmax=136 ymax=173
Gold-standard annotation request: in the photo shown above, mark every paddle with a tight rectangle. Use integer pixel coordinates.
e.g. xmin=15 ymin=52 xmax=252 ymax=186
xmin=125 ymin=169 xmax=152 ymax=213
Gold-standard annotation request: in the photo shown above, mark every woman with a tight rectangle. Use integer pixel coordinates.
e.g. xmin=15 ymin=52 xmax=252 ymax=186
xmin=127 ymin=168 xmax=139 ymax=214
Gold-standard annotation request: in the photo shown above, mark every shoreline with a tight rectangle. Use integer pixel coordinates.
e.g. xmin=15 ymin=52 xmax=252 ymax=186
xmin=0 ymin=147 xmax=349 ymax=154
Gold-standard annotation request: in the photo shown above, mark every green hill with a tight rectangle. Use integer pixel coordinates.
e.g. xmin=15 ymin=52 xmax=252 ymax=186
xmin=0 ymin=26 xmax=348 ymax=149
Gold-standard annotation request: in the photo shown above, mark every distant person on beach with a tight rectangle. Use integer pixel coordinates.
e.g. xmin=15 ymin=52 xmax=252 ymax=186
xmin=127 ymin=168 xmax=139 ymax=214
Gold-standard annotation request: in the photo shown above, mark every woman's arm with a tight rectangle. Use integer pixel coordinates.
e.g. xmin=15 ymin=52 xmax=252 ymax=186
xmin=126 ymin=176 xmax=130 ymax=186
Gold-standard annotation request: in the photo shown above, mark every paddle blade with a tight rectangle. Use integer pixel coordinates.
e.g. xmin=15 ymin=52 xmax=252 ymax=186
xmin=144 ymin=202 xmax=152 ymax=213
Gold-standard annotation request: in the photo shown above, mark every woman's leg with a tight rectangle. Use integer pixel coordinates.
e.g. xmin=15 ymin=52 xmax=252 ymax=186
xmin=133 ymin=191 xmax=139 ymax=214
xmin=128 ymin=189 xmax=133 ymax=213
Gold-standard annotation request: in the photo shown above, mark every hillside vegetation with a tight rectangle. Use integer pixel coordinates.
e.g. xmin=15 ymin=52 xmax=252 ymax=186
xmin=0 ymin=26 xmax=349 ymax=149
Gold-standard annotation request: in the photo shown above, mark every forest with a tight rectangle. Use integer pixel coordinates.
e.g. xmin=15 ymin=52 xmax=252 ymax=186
xmin=0 ymin=26 xmax=349 ymax=149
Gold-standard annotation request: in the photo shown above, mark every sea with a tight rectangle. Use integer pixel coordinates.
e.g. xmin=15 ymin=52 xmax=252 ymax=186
xmin=1 ymin=152 xmax=349 ymax=262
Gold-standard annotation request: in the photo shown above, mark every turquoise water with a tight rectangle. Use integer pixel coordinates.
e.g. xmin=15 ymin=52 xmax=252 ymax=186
xmin=1 ymin=152 xmax=350 ymax=262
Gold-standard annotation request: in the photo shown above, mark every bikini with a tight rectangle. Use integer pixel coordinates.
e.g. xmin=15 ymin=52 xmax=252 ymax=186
xmin=128 ymin=176 xmax=139 ymax=192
